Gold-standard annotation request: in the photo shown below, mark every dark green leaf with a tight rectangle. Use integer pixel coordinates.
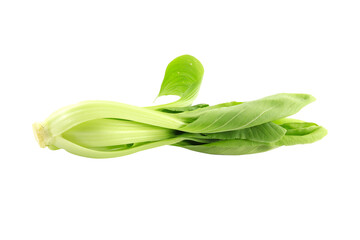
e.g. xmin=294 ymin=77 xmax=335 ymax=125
xmin=175 ymin=139 xmax=279 ymax=155
xmin=183 ymin=122 xmax=286 ymax=143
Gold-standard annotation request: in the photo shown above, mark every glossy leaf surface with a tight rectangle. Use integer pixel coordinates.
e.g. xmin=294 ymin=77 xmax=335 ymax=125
xmin=152 ymin=55 xmax=204 ymax=109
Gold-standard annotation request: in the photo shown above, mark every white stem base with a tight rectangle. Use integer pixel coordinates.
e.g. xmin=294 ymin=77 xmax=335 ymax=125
xmin=33 ymin=122 xmax=47 ymax=148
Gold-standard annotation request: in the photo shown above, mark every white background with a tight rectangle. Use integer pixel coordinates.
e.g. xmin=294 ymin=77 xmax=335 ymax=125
xmin=0 ymin=1 xmax=359 ymax=239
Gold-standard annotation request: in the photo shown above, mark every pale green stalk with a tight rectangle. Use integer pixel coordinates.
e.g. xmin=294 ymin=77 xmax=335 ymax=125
xmin=53 ymin=136 xmax=185 ymax=159
xmin=34 ymin=100 xmax=186 ymax=148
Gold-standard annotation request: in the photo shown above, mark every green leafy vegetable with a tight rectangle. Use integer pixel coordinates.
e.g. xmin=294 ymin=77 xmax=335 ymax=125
xmin=33 ymin=54 xmax=327 ymax=158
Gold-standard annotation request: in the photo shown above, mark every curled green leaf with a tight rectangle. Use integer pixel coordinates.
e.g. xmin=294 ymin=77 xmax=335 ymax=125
xmin=150 ymin=54 xmax=204 ymax=109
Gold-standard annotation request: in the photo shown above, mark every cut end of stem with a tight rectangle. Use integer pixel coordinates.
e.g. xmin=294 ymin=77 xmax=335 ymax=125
xmin=33 ymin=122 xmax=47 ymax=148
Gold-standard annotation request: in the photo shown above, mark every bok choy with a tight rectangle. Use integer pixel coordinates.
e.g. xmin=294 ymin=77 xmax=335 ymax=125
xmin=33 ymin=55 xmax=327 ymax=158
